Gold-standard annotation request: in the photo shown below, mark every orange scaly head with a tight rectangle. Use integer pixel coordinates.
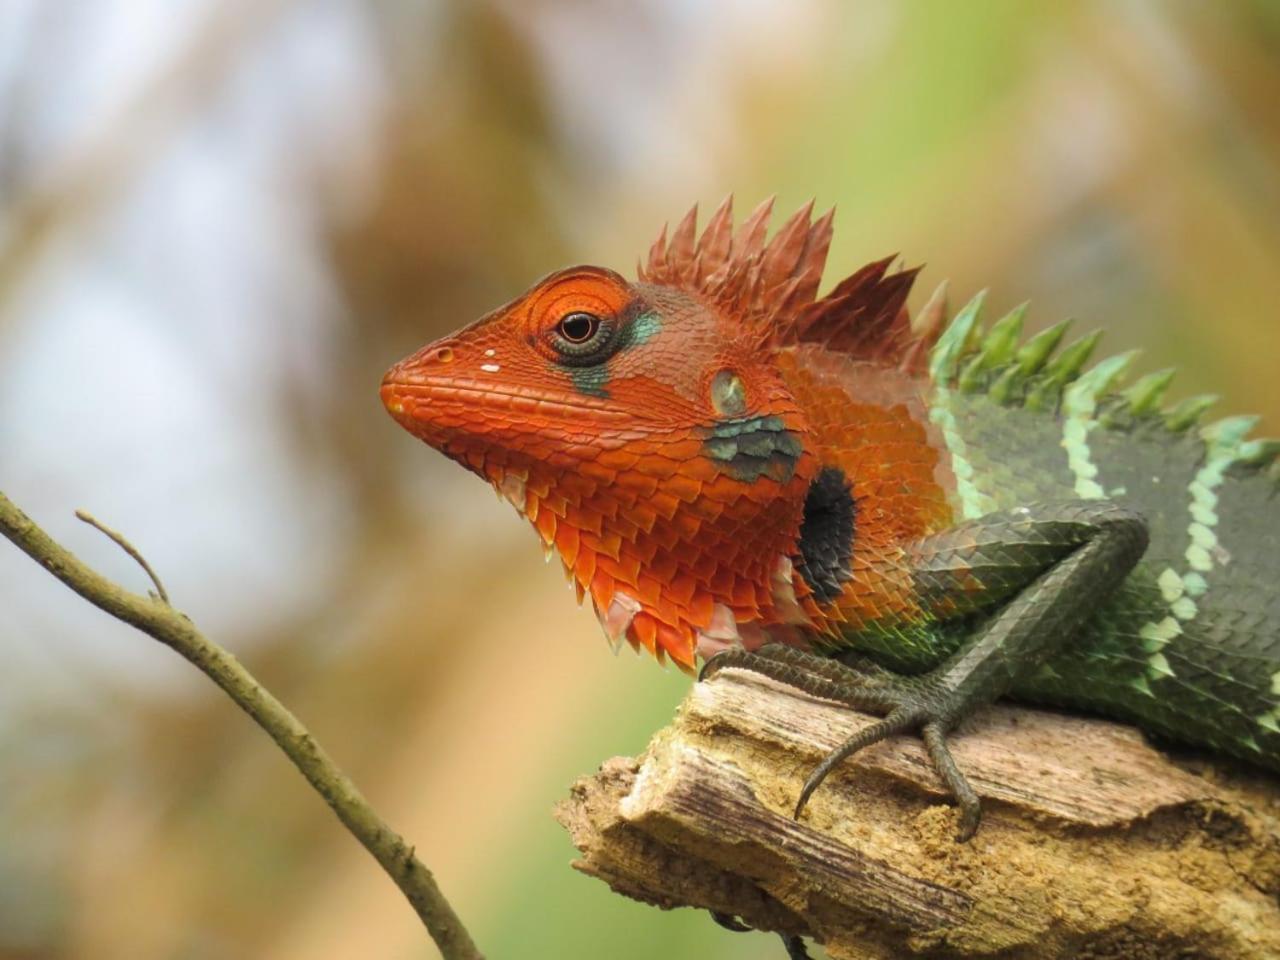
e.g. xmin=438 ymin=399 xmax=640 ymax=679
xmin=382 ymin=198 xmax=945 ymax=669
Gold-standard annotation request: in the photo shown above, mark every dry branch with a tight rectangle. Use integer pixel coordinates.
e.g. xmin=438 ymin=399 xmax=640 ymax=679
xmin=557 ymin=670 xmax=1280 ymax=960
xmin=0 ymin=491 xmax=482 ymax=960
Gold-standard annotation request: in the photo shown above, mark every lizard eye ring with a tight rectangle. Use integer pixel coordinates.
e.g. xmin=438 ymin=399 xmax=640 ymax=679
xmin=557 ymin=312 xmax=599 ymax=344
xmin=549 ymin=311 xmax=617 ymax=365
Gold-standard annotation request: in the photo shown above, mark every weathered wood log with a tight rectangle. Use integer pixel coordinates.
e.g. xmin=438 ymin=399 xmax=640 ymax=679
xmin=555 ymin=670 xmax=1280 ymax=959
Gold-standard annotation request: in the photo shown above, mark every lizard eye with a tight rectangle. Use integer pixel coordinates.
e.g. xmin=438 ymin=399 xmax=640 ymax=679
xmin=557 ymin=312 xmax=599 ymax=344
xmin=549 ymin=311 xmax=616 ymax=365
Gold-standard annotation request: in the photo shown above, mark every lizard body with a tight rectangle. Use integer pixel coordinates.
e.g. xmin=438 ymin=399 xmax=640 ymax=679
xmin=381 ymin=198 xmax=1280 ymax=840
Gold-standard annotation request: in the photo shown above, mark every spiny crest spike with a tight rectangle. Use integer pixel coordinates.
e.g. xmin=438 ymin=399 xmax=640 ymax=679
xmin=1063 ymin=350 xmax=1138 ymax=412
xmin=669 ymin=204 xmax=698 ymax=270
xmin=957 ymin=353 xmax=986 ymax=393
xmin=913 ymin=280 xmax=949 ymax=337
xmin=1201 ymin=414 xmax=1259 ymax=449
xmin=981 ymin=303 xmax=1027 ymax=366
xmin=958 ymin=302 xmax=1028 ymax=393
xmin=698 ymin=195 xmax=735 ymax=275
xmin=736 ymin=196 xmax=775 ymax=256
xmin=1165 ymin=394 xmax=1219 ymax=432
xmin=645 ymin=222 xmax=669 ymax=278
xmin=1043 ymin=329 xmax=1104 ymax=384
xmin=1123 ymin=368 xmax=1177 ymax=416
xmin=1025 ymin=330 xmax=1099 ymax=412
xmin=759 ymin=199 xmax=815 ymax=290
xmin=1016 ymin=319 xmax=1072 ymax=375
xmin=929 ymin=290 xmax=986 ymax=385
xmin=1239 ymin=438 xmax=1280 ymax=468
xmin=638 ymin=198 xmax=924 ymax=367
xmin=897 ymin=279 xmax=948 ymax=373
xmin=989 ymin=363 xmax=1023 ymax=405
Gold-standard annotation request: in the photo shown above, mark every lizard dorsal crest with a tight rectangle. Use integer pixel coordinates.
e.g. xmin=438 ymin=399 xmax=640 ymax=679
xmin=638 ymin=196 xmax=930 ymax=369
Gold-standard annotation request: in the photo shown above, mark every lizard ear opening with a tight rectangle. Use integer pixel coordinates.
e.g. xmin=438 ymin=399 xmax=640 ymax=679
xmin=710 ymin=369 xmax=747 ymax=417
xmin=794 ymin=466 xmax=857 ymax=605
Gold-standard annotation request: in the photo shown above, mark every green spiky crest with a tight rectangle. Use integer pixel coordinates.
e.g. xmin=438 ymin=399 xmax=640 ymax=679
xmin=926 ymin=295 xmax=1279 ymax=481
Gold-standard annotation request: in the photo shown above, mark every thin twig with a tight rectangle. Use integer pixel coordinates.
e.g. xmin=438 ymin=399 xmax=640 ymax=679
xmin=0 ymin=490 xmax=483 ymax=960
xmin=75 ymin=509 xmax=170 ymax=604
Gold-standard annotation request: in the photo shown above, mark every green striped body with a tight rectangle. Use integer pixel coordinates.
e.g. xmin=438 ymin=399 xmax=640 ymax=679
xmin=917 ymin=304 xmax=1280 ymax=769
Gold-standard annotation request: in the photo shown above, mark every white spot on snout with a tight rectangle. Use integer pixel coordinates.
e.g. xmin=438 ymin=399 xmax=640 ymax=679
xmin=480 ymin=363 xmax=501 ymax=373
xmin=484 ymin=349 xmax=496 ymax=357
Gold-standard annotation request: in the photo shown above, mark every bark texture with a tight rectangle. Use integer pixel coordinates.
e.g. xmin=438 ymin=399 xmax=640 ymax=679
xmin=556 ymin=670 xmax=1280 ymax=959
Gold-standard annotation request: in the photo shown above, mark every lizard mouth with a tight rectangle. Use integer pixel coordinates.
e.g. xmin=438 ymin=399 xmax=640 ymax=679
xmin=380 ymin=375 xmax=634 ymax=427
xmin=379 ymin=373 xmax=649 ymax=472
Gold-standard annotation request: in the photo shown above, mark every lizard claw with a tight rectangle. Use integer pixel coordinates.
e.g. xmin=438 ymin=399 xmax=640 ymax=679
xmin=923 ymin=720 xmax=982 ymax=840
xmin=794 ymin=706 xmax=925 ymax=818
xmin=710 ymin=910 xmax=813 ymax=959
xmin=791 ymin=683 xmax=982 ymax=841
xmin=699 ymin=646 xmax=984 ymax=840
xmin=709 ymin=911 xmax=752 ymax=933
xmin=793 ymin=700 xmax=981 ymax=841
xmin=781 ymin=933 xmax=813 ymax=959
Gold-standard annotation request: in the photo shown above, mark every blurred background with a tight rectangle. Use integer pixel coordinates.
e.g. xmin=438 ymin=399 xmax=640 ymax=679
xmin=1 ymin=1 xmax=1278 ymax=958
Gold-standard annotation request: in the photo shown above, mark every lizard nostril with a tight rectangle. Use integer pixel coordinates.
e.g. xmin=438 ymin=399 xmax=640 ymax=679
xmin=379 ymin=379 xmax=405 ymax=416
xmin=434 ymin=346 xmax=455 ymax=364
xmin=710 ymin=369 xmax=747 ymax=417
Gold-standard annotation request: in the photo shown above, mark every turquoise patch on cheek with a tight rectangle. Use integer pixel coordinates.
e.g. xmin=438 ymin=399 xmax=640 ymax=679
xmin=626 ymin=311 xmax=662 ymax=347
xmin=571 ymin=365 xmax=610 ymax=398
xmin=568 ymin=310 xmax=659 ymax=398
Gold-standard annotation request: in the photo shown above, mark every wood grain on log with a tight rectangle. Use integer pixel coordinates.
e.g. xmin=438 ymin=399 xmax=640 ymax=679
xmin=555 ymin=670 xmax=1280 ymax=959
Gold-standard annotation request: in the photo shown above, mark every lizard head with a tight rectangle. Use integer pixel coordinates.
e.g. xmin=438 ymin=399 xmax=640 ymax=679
xmin=382 ymin=198 xmax=928 ymax=668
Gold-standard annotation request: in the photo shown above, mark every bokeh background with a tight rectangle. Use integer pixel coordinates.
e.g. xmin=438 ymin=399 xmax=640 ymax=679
xmin=2 ymin=2 xmax=1278 ymax=958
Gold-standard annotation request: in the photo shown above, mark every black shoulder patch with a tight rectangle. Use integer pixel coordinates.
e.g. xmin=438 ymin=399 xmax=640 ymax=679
xmin=795 ymin=466 xmax=856 ymax=604
xmin=701 ymin=415 xmax=803 ymax=483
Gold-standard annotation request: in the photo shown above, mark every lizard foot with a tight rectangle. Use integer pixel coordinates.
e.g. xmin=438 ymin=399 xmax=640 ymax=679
xmin=781 ymin=933 xmax=813 ymax=959
xmin=709 ymin=911 xmax=812 ymax=959
xmin=709 ymin=911 xmax=752 ymax=933
xmin=700 ymin=644 xmax=981 ymax=841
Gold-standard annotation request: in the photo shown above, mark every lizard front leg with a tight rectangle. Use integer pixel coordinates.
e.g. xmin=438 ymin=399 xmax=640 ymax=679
xmin=702 ymin=500 xmax=1149 ymax=840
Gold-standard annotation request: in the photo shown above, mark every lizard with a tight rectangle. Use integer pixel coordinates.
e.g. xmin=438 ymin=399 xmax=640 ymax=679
xmin=380 ymin=196 xmax=1280 ymax=851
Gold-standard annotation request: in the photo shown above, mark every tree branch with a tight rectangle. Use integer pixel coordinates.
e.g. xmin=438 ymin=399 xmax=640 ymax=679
xmin=0 ymin=490 xmax=483 ymax=960
xmin=74 ymin=508 xmax=171 ymax=603
xmin=557 ymin=670 xmax=1280 ymax=960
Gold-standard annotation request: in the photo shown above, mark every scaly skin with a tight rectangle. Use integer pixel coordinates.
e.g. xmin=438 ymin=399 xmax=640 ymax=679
xmin=381 ymin=199 xmax=1280 ymax=846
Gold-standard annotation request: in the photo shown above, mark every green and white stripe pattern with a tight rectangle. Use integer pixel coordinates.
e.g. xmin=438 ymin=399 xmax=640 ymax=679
xmin=923 ymin=289 xmax=1280 ymax=768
